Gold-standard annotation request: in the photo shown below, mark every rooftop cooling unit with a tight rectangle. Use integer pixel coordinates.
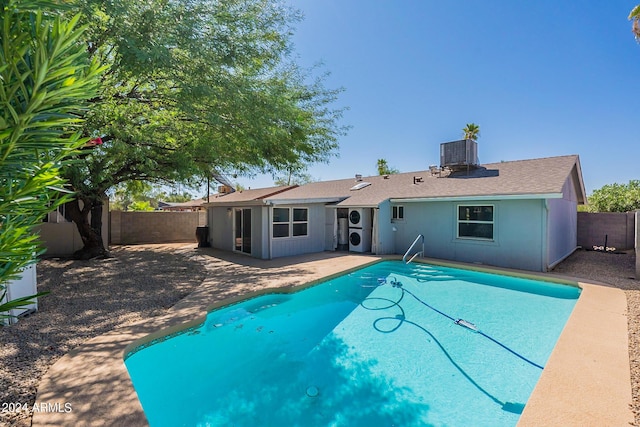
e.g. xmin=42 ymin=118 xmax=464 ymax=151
xmin=217 ymin=185 xmax=233 ymax=194
xmin=440 ymin=139 xmax=479 ymax=170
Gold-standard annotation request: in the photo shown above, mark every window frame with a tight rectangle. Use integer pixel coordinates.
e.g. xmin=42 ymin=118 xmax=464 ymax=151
xmin=272 ymin=207 xmax=309 ymax=239
xmin=43 ymin=202 xmax=72 ymax=223
xmin=391 ymin=205 xmax=404 ymax=221
xmin=272 ymin=207 xmax=291 ymax=238
xmin=456 ymin=204 xmax=495 ymax=241
xmin=292 ymin=207 xmax=308 ymax=237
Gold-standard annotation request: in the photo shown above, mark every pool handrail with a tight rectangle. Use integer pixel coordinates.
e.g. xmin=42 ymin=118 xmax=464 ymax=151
xmin=403 ymin=234 xmax=424 ymax=264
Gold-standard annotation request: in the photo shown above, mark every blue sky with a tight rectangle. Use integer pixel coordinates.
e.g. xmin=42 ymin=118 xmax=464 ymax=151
xmin=234 ymin=1 xmax=639 ymax=196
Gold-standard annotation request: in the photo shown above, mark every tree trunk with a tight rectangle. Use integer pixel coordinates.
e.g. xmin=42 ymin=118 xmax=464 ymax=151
xmin=66 ymin=196 xmax=109 ymax=259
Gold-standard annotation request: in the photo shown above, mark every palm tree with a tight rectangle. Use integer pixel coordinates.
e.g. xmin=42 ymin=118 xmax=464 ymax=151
xmin=630 ymin=5 xmax=640 ymax=41
xmin=462 ymin=123 xmax=480 ymax=141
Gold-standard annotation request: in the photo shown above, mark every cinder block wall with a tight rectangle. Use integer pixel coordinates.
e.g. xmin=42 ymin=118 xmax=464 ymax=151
xmin=110 ymin=211 xmax=207 ymax=244
xmin=577 ymin=212 xmax=635 ymax=250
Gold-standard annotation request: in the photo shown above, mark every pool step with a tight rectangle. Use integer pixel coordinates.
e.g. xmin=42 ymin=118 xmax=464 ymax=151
xmin=369 ymin=270 xmax=455 ymax=283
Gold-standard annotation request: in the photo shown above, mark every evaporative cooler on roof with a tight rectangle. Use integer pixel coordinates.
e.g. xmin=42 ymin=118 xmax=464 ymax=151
xmin=440 ymin=139 xmax=479 ymax=170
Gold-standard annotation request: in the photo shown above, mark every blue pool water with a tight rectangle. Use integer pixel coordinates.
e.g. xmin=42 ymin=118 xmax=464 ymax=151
xmin=125 ymin=261 xmax=580 ymax=427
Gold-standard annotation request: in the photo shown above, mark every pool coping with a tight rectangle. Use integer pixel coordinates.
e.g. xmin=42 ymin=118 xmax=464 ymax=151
xmin=31 ymin=252 xmax=633 ymax=426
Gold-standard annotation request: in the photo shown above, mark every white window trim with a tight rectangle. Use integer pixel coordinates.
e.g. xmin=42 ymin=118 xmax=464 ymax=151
xmin=456 ymin=204 xmax=495 ymax=241
xmin=391 ymin=205 xmax=405 ymax=221
xmin=272 ymin=207 xmax=309 ymax=239
xmin=292 ymin=208 xmax=309 ymax=237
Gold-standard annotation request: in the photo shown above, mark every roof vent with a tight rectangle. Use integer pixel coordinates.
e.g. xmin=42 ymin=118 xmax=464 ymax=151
xmin=355 ymin=174 xmax=363 ymax=181
xmin=350 ymin=182 xmax=371 ymax=191
xmin=440 ymin=139 xmax=479 ymax=171
xmin=413 ymin=176 xmax=424 ymax=184
xmin=429 ymin=165 xmax=451 ymax=178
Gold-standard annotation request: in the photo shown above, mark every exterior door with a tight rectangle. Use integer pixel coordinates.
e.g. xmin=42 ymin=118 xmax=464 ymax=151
xmin=234 ymin=208 xmax=252 ymax=254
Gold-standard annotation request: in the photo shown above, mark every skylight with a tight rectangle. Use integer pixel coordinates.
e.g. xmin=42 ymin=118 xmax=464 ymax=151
xmin=350 ymin=182 xmax=371 ymax=191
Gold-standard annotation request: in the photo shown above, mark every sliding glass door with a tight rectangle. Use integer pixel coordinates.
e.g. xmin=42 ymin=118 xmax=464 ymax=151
xmin=234 ymin=208 xmax=252 ymax=254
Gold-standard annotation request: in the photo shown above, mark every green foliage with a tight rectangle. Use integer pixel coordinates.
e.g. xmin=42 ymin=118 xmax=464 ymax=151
xmin=273 ymin=173 xmax=315 ymax=186
xmin=0 ymin=0 xmax=100 ymax=317
xmin=129 ymin=200 xmax=155 ymax=212
xmin=630 ymin=5 xmax=640 ymax=41
xmin=155 ymin=190 xmax=194 ymax=204
xmin=586 ymin=180 xmax=640 ymax=212
xmin=273 ymin=162 xmax=316 ymax=186
xmin=110 ymin=181 xmax=153 ymax=210
xmin=111 ymin=183 xmax=198 ymax=210
xmin=376 ymin=158 xmax=399 ymax=175
xmin=462 ymin=123 xmax=480 ymax=141
xmin=62 ymin=0 xmax=347 ymax=255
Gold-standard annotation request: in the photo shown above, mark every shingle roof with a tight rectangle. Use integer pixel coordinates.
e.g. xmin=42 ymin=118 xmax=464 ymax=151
xmin=203 ymin=155 xmax=585 ymax=208
xmin=266 ymin=155 xmax=585 ymax=206
xmin=159 ymin=195 xmax=218 ymax=209
xmin=204 ymin=185 xmax=297 ymax=205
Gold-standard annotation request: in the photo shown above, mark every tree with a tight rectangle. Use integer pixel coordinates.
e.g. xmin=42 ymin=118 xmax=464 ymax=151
xmin=110 ymin=181 xmax=153 ymax=211
xmin=274 ymin=163 xmax=315 ymax=186
xmin=376 ymin=158 xmax=399 ymax=175
xmin=155 ymin=190 xmax=194 ymax=204
xmin=630 ymin=5 xmax=640 ymax=41
xmin=63 ymin=0 xmax=346 ymax=258
xmin=462 ymin=123 xmax=480 ymax=141
xmin=129 ymin=201 xmax=155 ymax=212
xmin=587 ymin=180 xmax=640 ymax=213
xmin=0 ymin=0 xmax=100 ymax=317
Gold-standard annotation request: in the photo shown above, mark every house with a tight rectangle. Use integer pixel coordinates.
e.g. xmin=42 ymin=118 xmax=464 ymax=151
xmin=158 ymin=186 xmax=235 ymax=212
xmin=205 ymin=186 xmax=298 ymax=258
xmin=158 ymin=198 xmax=208 ymax=212
xmin=205 ymin=142 xmax=585 ymax=272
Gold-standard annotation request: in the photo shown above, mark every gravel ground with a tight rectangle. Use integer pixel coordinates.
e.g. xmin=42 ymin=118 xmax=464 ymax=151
xmin=0 ymin=245 xmax=637 ymax=426
xmin=0 ymin=244 xmax=205 ymax=427
xmin=552 ymin=248 xmax=639 ymax=426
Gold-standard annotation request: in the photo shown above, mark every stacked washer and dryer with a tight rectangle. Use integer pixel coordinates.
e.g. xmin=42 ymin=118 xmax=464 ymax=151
xmin=348 ymin=208 xmax=372 ymax=252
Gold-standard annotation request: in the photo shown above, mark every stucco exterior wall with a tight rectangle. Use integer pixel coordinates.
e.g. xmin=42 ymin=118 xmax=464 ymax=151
xmin=392 ymin=199 xmax=546 ymax=271
xmin=546 ymin=176 xmax=579 ymax=268
xmin=37 ymin=199 xmax=110 ymax=256
xmin=37 ymin=222 xmax=85 ymax=256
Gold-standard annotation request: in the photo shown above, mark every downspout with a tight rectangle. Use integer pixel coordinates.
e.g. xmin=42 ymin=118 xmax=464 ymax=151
xmin=542 ymin=199 xmax=549 ymax=272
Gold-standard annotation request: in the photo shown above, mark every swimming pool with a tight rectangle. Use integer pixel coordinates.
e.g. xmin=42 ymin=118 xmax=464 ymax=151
xmin=124 ymin=260 xmax=580 ymax=427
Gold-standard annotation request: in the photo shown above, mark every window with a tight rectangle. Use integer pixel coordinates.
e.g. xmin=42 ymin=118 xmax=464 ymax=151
xmin=272 ymin=207 xmax=308 ymax=238
xmin=273 ymin=208 xmax=290 ymax=238
xmin=392 ymin=205 xmax=404 ymax=220
xmin=292 ymin=208 xmax=308 ymax=236
xmin=43 ymin=202 xmax=72 ymax=223
xmin=457 ymin=205 xmax=494 ymax=240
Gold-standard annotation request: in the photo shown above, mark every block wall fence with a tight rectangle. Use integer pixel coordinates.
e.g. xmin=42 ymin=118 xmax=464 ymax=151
xmin=110 ymin=211 xmax=207 ymax=245
xmin=577 ymin=211 xmax=636 ymax=250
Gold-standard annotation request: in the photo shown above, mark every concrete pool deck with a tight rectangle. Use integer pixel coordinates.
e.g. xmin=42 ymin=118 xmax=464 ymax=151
xmin=31 ymin=248 xmax=633 ymax=426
